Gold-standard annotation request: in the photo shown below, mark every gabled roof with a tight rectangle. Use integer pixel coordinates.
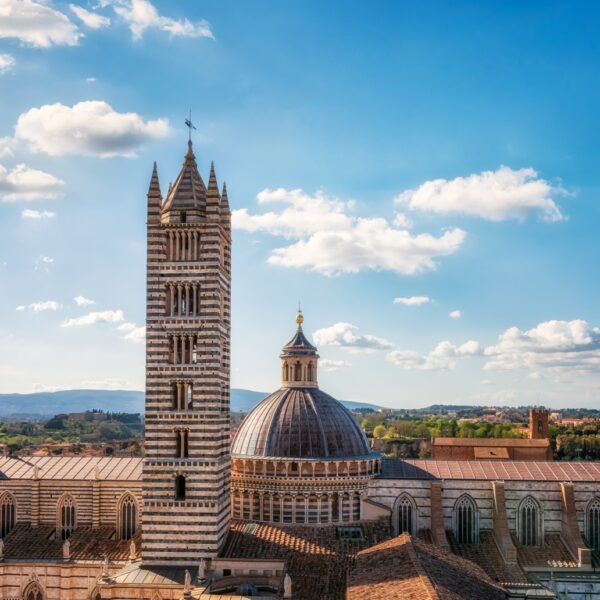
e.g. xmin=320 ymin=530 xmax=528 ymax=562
xmin=162 ymin=140 xmax=206 ymax=214
xmin=348 ymin=533 xmax=506 ymax=600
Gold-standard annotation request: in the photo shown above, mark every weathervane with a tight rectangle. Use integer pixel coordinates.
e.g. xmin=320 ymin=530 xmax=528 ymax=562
xmin=185 ymin=109 xmax=197 ymax=142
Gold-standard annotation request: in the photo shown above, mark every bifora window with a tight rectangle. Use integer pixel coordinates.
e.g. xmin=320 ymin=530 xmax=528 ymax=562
xmin=453 ymin=495 xmax=478 ymax=544
xmin=119 ymin=494 xmax=137 ymax=540
xmin=0 ymin=492 xmax=16 ymax=538
xmin=588 ymin=498 xmax=600 ymax=549
xmin=519 ymin=496 xmax=541 ymax=546
xmin=24 ymin=582 xmax=44 ymax=600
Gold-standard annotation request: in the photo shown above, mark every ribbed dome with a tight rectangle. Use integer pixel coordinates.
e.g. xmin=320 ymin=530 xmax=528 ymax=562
xmin=232 ymin=387 xmax=372 ymax=459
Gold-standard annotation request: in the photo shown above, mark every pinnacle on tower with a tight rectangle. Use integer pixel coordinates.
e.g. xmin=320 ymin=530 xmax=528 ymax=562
xmin=147 ymin=161 xmax=162 ymax=223
xmin=220 ymin=182 xmax=230 ymax=212
xmin=206 ymin=160 xmax=221 ymax=218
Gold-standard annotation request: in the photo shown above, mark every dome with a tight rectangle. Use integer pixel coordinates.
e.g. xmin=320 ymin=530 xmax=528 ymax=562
xmin=231 ymin=387 xmax=372 ymax=459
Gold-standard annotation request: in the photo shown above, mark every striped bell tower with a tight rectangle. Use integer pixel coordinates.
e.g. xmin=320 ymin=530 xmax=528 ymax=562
xmin=142 ymin=140 xmax=231 ymax=565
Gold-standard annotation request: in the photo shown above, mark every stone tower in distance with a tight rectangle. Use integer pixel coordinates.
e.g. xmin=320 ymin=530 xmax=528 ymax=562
xmin=529 ymin=407 xmax=549 ymax=440
xmin=142 ymin=140 xmax=231 ymax=565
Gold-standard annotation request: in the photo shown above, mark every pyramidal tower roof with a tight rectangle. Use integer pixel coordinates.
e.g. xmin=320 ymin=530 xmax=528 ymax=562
xmin=162 ymin=140 xmax=206 ymax=215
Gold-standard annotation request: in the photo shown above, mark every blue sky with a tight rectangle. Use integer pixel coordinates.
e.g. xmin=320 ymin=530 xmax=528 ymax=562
xmin=0 ymin=0 xmax=599 ymax=409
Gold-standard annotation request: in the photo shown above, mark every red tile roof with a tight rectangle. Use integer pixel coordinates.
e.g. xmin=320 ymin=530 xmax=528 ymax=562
xmin=432 ymin=438 xmax=549 ymax=448
xmin=0 ymin=456 xmax=142 ymax=481
xmin=381 ymin=459 xmax=600 ymax=481
xmin=348 ymin=533 xmax=507 ymax=600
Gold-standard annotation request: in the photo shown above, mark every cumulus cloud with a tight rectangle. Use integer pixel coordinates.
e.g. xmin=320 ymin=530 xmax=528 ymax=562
xmin=396 ymin=166 xmax=564 ymax=222
xmin=21 ymin=209 xmax=55 ymax=219
xmin=0 ymin=137 xmax=14 ymax=158
xmin=0 ymin=163 xmax=64 ymax=201
xmin=69 ymin=4 xmax=110 ymax=29
xmin=0 ymin=0 xmax=81 ymax=47
xmin=449 ymin=309 xmax=462 ymax=319
xmin=387 ymin=340 xmax=481 ymax=370
xmin=110 ymin=0 xmax=214 ymax=40
xmin=15 ymin=101 xmax=169 ymax=158
xmin=233 ymin=188 xmax=465 ymax=275
xmin=393 ymin=296 xmax=431 ymax=306
xmin=0 ymin=53 xmax=15 ymax=73
xmin=86 ymin=76 xmax=97 ymax=83
xmin=484 ymin=319 xmax=600 ymax=374
xmin=319 ymin=358 xmax=351 ymax=372
xmin=312 ymin=322 xmax=394 ymax=354
xmin=34 ymin=255 xmax=54 ymax=271
xmin=61 ymin=309 xmax=124 ymax=327
xmin=117 ymin=321 xmax=146 ymax=342
xmin=74 ymin=295 xmax=94 ymax=306
xmin=17 ymin=300 xmax=62 ymax=312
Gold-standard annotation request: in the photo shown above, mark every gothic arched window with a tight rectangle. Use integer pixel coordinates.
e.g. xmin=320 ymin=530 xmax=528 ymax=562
xmin=0 ymin=492 xmax=16 ymax=538
xmin=57 ymin=494 xmax=76 ymax=540
xmin=118 ymin=493 xmax=137 ymax=541
xmin=453 ymin=494 xmax=478 ymax=544
xmin=588 ymin=498 xmax=600 ymax=549
xmin=519 ymin=496 xmax=541 ymax=546
xmin=175 ymin=475 xmax=186 ymax=501
xmin=24 ymin=581 xmax=44 ymax=600
xmin=395 ymin=494 xmax=416 ymax=535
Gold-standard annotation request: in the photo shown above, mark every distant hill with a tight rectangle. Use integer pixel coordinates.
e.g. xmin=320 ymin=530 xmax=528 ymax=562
xmin=0 ymin=388 xmax=382 ymax=418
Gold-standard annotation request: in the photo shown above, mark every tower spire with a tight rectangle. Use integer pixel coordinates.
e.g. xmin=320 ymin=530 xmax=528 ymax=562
xmin=147 ymin=161 xmax=162 ymax=224
xmin=206 ymin=160 xmax=221 ymax=219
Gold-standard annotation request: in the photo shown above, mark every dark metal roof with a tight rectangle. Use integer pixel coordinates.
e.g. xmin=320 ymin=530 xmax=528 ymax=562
xmin=281 ymin=327 xmax=317 ymax=354
xmin=232 ymin=387 xmax=372 ymax=459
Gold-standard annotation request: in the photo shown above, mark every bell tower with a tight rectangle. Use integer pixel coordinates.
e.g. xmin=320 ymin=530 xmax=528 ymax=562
xmin=142 ymin=140 xmax=231 ymax=565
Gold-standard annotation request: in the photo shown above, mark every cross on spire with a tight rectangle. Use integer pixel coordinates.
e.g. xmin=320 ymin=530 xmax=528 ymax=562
xmin=184 ymin=109 xmax=197 ymax=142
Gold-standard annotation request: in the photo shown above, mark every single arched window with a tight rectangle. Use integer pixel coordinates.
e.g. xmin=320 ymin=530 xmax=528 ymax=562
xmin=294 ymin=362 xmax=301 ymax=381
xmin=57 ymin=494 xmax=76 ymax=540
xmin=175 ymin=475 xmax=186 ymax=501
xmin=0 ymin=492 xmax=16 ymax=538
xmin=453 ymin=494 xmax=478 ymax=544
xmin=307 ymin=362 xmax=313 ymax=381
xmin=588 ymin=498 xmax=600 ymax=549
xmin=118 ymin=493 xmax=137 ymax=540
xmin=519 ymin=496 xmax=541 ymax=546
xmin=24 ymin=581 xmax=44 ymax=600
xmin=396 ymin=494 xmax=416 ymax=535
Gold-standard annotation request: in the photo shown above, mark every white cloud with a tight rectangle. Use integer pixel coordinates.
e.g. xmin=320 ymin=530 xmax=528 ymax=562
xmin=32 ymin=383 xmax=62 ymax=392
xmin=21 ymin=209 xmax=55 ymax=219
xmin=319 ymin=358 xmax=351 ymax=372
xmin=484 ymin=319 xmax=600 ymax=375
xmin=0 ymin=137 xmax=14 ymax=158
xmin=312 ymin=322 xmax=394 ymax=354
xmin=15 ymin=101 xmax=169 ymax=158
xmin=0 ymin=53 xmax=15 ymax=73
xmin=28 ymin=300 xmax=62 ymax=312
xmin=34 ymin=255 xmax=54 ymax=271
xmin=233 ymin=188 xmax=465 ymax=275
xmin=61 ymin=309 xmax=124 ymax=327
xmin=110 ymin=0 xmax=214 ymax=40
xmin=0 ymin=163 xmax=64 ymax=201
xmin=387 ymin=339 xmax=481 ymax=370
xmin=86 ymin=76 xmax=97 ymax=83
xmin=15 ymin=305 xmax=25 ymax=311
xmin=449 ymin=309 xmax=462 ymax=319
xmin=0 ymin=0 xmax=81 ymax=47
xmin=80 ymin=378 xmax=136 ymax=390
xmin=69 ymin=4 xmax=110 ymax=29
xmin=393 ymin=296 xmax=431 ymax=306
xmin=122 ymin=324 xmax=145 ymax=342
xmin=74 ymin=295 xmax=94 ymax=306
xmin=393 ymin=212 xmax=413 ymax=229
xmin=396 ymin=166 xmax=564 ymax=222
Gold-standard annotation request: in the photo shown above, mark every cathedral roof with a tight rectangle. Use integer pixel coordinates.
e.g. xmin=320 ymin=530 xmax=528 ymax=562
xmin=231 ymin=387 xmax=373 ymax=459
xmin=162 ymin=140 xmax=206 ymax=214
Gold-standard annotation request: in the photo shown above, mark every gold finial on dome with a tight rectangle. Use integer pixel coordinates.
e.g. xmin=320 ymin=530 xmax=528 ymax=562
xmin=296 ymin=305 xmax=304 ymax=327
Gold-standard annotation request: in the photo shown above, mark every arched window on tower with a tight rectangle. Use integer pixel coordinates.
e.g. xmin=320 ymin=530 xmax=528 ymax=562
xmin=588 ymin=498 xmax=600 ymax=549
xmin=118 ymin=493 xmax=137 ymax=540
xmin=57 ymin=494 xmax=76 ymax=540
xmin=23 ymin=581 xmax=44 ymax=600
xmin=0 ymin=492 xmax=16 ymax=538
xmin=175 ymin=475 xmax=186 ymax=501
xmin=187 ymin=384 xmax=193 ymax=409
xmin=453 ymin=494 xmax=478 ymax=544
xmin=294 ymin=361 xmax=301 ymax=381
xmin=307 ymin=362 xmax=313 ymax=381
xmin=518 ymin=496 xmax=541 ymax=546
